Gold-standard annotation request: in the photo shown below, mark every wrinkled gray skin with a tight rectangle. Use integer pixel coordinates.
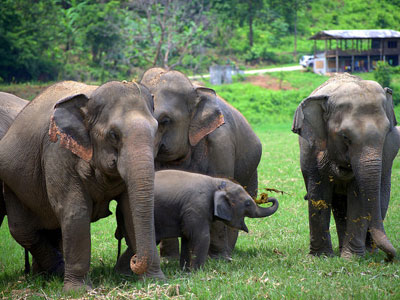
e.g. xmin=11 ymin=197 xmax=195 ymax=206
xmin=0 ymin=81 xmax=164 ymax=291
xmin=0 ymin=92 xmax=28 ymax=227
xmin=115 ymin=68 xmax=262 ymax=272
xmin=116 ymin=170 xmax=278 ymax=271
xmin=292 ymin=73 xmax=400 ymax=260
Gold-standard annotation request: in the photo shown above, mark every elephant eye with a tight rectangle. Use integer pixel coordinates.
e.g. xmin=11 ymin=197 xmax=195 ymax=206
xmin=245 ymin=200 xmax=252 ymax=207
xmin=108 ymin=130 xmax=120 ymax=144
xmin=159 ymin=116 xmax=171 ymax=126
xmin=341 ymin=134 xmax=351 ymax=145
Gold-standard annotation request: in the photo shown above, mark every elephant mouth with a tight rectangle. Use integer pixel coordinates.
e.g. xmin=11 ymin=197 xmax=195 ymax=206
xmin=156 ymin=147 xmax=191 ymax=165
xmin=333 ymin=163 xmax=354 ymax=181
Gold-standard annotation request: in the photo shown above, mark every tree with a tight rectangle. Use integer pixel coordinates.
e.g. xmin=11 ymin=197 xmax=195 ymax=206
xmin=374 ymin=61 xmax=392 ymax=88
xmin=210 ymin=0 xmax=264 ymax=48
xmin=126 ymin=0 xmax=210 ymax=70
xmin=269 ymin=0 xmax=311 ymax=60
xmin=0 ymin=0 xmax=63 ymax=82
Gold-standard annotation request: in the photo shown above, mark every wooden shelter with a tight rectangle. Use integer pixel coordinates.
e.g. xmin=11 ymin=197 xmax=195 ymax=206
xmin=309 ymin=29 xmax=400 ymax=74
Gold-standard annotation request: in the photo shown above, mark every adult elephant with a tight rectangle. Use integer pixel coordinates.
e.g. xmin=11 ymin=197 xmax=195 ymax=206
xmin=292 ymin=73 xmax=400 ymax=260
xmin=0 ymin=92 xmax=28 ymax=227
xmin=0 ymin=81 xmax=164 ymax=291
xmin=114 ymin=68 xmax=262 ymax=273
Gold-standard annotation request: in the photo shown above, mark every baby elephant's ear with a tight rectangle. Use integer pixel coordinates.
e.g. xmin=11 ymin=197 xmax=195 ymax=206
xmin=49 ymin=93 xmax=92 ymax=162
xmin=213 ymin=190 xmax=232 ymax=221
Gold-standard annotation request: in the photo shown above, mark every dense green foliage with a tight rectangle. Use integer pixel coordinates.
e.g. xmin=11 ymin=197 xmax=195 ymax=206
xmin=374 ymin=61 xmax=393 ymax=88
xmin=1 ymin=0 xmax=399 ymax=83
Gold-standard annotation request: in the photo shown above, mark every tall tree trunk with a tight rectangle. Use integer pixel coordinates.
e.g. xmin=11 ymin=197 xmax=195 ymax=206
xmin=248 ymin=0 xmax=253 ymax=47
xmin=293 ymin=9 xmax=297 ymax=61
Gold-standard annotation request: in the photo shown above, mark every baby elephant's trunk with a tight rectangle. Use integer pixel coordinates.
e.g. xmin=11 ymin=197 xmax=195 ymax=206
xmin=251 ymin=197 xmax=279 ymax=218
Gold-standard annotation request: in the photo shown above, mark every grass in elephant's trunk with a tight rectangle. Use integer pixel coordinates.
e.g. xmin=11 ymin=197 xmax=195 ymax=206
xmin=254 ymin=188 xmax=287 ymax=204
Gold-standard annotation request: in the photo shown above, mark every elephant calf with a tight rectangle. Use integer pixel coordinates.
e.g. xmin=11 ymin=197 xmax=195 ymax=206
xmin=116 ymin=170 xmax=278 ymax=271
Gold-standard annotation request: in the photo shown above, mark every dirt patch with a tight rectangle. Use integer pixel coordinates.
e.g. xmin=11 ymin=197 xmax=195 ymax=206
xmin=245 ymin=74 xmax=294 ymax=90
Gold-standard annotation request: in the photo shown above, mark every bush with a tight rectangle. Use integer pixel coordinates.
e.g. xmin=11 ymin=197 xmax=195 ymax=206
xmin=374 ymin=61 xmax=392 ymax=88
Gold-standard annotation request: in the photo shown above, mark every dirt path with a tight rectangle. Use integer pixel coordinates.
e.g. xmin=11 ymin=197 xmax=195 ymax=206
xmin=244 ymin=74 xmax=294 ymax=90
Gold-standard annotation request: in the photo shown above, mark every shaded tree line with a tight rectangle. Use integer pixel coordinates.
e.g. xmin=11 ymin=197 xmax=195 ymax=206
xmin=1 ymin=0 xmax=399 ymax=83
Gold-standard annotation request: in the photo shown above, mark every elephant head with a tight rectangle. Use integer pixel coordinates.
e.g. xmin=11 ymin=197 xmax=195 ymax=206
xmin=292 ymin=74 xmax=397 ymax=259
xmin=49 ymin=81 xmax=159 ymax=275
xmin=140 ymin=68 xmax=224 ymax=164
xmin=214 ymin=181 xmax=279 ymax=233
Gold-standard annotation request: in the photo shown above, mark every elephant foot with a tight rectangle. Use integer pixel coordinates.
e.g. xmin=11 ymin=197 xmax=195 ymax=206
xmin=114 ymin=248 xmax=134 ymax=276
xmin=309 ymin=249 xmax=334 ymax=257
xmin=340 ymin=247 xmax=365 ymax=260
xmin=138 ymin=270 xmax=166 ymax=281
xmin=208 ymin=250 xmax=232 ymax=262
xmin=63 ymin=279 xmax=92 ymax=293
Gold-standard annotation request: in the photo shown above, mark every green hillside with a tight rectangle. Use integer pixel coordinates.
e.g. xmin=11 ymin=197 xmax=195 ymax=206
xmin=1 ymin=0 xmax=399 ymax=83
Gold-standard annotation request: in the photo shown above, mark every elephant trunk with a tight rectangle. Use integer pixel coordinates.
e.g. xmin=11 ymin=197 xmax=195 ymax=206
xmin=352 ymin=146 xmax=396 ymax=260
xmin=249 ymin=198 xmax=279 ymax=218
xmin=118 ymin=130 xmax=158 ymax=275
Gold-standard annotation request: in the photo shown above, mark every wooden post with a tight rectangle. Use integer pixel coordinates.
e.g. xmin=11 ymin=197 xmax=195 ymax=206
xmin=314 ymin=40 xmax=316 ymax=57
xmin=367 ymin=55 xmax=370 ymax=72
xmin=351 ymin=55 xmax=354 ymax=73
xmin=380 ymin=39 xmax=383 ymax=60
xmin=336 ymin=39 xmax=339 ymax=72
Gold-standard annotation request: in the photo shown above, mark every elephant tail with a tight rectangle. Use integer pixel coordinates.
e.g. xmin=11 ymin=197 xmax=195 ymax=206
xmin=24 ymin=249 xmax=30 ymax=274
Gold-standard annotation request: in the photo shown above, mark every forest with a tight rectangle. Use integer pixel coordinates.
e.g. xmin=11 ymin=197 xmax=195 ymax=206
xmin=1 ymin=0 xmax=400 ymax=83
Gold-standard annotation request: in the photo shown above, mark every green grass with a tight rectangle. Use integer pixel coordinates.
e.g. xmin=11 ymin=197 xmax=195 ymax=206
xmin=1 ymin=124 xmax=400 ymax=299
xmin=210 ymin=71 xmax=329 ymax=125
xmin=1 ymin=71 xmax=400 ymax=298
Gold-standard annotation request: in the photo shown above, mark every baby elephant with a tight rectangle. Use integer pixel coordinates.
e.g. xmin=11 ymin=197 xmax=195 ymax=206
xmin=152 ymin=170 xmax=278 ymax=270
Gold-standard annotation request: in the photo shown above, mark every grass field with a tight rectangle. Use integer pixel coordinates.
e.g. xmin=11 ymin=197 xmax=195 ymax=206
xmin=1 ymin=71 xmax=400 ymax=299
xmin=1 ymin=123 xmax=399 ymax=299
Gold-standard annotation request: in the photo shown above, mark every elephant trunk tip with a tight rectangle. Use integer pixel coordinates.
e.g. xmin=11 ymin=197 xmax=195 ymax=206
xmin=370 ymin=228 xmax=396 ymax=261
xmin=130 ymin=254 xmax=149 ymax=275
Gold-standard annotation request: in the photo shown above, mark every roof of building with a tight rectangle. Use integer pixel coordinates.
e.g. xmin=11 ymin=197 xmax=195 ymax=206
xmin=309 ymin=29 xmax=400 ymax=40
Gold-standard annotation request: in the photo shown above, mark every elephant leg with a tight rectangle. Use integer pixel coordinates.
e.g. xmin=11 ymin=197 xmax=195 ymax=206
xmin=159 ymin=238 xmax=180 ymax=259
xmin=118 ymin=193 xmax=164 ymax=279
xmin=60 ymin=203 xmax=92 ymax=291
xmin=4 ymin=185 xmax=64 ymax=276
xmin=226 ymin=228 xmax=238 ymax=256
xmin=191 ymin=231 xmax=211 ymax=270
xmin=341 ymin=181 xmax=368 ymax=258
xmin=208 ymin=221 xmax=230 ymax=260
xmin=114 ymin=247 xmax=135 ymax=275
xmin=180 ymin=237 xmax=190 ymax=271
xmin=308 ymin=199 xmax=333 ymax=256
xmin=332 ymin=192 xmax=347 ymax=252
xmin=225 ymin=169 xmax=257 ymax=254
xmin=114 ymin=200 xmax=136 ymax=275
xmin=306 ymin=175 xmax=334 ymax=256
xmin=246 ymin=170 xmax=258 ymax=199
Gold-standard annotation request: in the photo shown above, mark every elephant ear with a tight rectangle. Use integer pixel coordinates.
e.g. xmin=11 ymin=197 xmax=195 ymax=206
xmin=49 ymin=93 xmax=93 ymax=162
xmin=189 ymin=87 xmax=225 ymax=146
xmin=292 ymin=95 xmax=329 ymax=148
xmin=213 ymin=190 xmax=232 ymax=221
xmin=384 ymin=87 xmax=397 ymax=129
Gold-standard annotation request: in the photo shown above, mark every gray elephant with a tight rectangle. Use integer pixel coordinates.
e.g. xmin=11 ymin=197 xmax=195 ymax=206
xmin=0 ymin=81 xmax=163 ymax=291
xmin=292 ymin=73 xmax=400 ymax=260
xmin=116 ymin=170 xmax=278 ymax=270
xmin=134 ymin=68 xmax=261 ymax=259
xmin=0 ymin=92 xmax=28 ymax=227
